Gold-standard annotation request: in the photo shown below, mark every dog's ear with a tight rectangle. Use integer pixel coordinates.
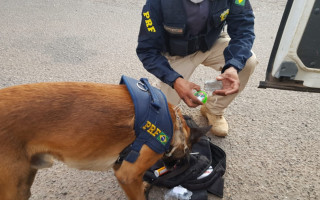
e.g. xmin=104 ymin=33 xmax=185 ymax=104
xmin=189 ymin=126 xmax=212 ymax=145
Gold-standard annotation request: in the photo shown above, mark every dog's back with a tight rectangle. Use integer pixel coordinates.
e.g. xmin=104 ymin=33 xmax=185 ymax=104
xmin=0 ymin=82 xmax=136 ymax=199
xmin=0 ymin=81 xmax=200 ymax=200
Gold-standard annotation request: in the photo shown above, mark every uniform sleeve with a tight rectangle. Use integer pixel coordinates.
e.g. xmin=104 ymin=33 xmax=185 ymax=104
xmin=223 ymin=0 xmax=255 ymax=73
xmin=136 ymin=0 xmax=182 ymax=88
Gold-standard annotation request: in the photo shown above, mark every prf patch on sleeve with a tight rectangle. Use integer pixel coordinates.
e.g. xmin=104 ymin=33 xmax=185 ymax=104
xmin=143 ymin=11 xmax=156 ymax=32
xmin=220 ymin=9 xmax=229 ymax=21
xmin=235 ymin=0 xmax=245 ymax=6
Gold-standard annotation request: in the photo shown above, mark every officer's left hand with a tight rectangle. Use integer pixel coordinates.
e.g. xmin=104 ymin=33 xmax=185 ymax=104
xmin=214 ymin=67 xmax=240 ymax=96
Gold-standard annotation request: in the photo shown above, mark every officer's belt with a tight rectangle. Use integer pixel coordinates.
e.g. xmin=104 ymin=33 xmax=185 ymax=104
xmin=188 ymin=34 xmax=207 ymax=54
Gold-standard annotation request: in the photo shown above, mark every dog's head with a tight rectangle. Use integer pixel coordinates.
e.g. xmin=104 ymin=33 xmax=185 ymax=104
xmin=162 ymin=107 xmax=211 ymax=170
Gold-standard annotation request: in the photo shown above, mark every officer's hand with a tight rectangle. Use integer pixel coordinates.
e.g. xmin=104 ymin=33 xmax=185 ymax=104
xmin=214 ymin=67 xmax=240 ymax=96
xmin=173 ymin=77 xmax=203 ymax=108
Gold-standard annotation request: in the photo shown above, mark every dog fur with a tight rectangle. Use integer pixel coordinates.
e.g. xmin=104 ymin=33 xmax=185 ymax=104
xmin=0 ymin=82 xmax=207 ymax=200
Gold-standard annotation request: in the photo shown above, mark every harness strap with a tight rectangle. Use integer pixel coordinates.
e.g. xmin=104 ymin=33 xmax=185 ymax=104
xmin=119 ymin=75 xmax=173 ymax=163
xmin=115 ymin=145 xmax=132 ymax=165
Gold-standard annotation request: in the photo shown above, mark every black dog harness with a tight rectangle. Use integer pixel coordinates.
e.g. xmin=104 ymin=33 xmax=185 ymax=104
xmin=118 ymin=76 xmax=173 ymax=163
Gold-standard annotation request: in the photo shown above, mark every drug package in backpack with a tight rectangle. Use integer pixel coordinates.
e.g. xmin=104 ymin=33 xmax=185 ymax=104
xmin=143 ymin=115 xmax=226 ymax=199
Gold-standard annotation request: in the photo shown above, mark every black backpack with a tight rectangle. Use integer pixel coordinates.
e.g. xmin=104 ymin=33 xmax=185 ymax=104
xmin=143 ymin=115 xmax=226 ymax=199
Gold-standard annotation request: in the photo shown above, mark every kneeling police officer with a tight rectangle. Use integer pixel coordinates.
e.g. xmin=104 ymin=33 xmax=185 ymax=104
xmin=136 ymin=0 xmax=258 ymax=137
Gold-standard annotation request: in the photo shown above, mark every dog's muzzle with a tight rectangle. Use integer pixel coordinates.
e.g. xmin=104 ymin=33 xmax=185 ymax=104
xmin=162 ymin=148 xmax=190 ymax=170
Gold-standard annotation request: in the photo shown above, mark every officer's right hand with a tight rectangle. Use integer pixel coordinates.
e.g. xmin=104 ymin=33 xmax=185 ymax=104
xmin=173 ymin=77 xmax=202 ymax=108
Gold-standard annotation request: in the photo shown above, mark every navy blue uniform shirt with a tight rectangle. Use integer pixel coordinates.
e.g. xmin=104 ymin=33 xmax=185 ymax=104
xmin=136 ymin=0 xmax=255 ymax=87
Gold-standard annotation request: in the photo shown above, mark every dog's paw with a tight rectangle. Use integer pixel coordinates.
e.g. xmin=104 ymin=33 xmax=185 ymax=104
xmin=143 ymin=181 xmax=151 ymax=193
xmin=143 ymin=181 xmax=152 ymax=199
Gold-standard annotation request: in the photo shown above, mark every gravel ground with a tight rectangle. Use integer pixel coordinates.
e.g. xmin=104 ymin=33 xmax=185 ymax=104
xmin=0 ymin=0 xmax=319 ymax=199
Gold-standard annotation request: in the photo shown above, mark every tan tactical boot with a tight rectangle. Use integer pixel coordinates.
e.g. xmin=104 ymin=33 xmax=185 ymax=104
xmin=200 ymin=106 xmax=229 ymax=137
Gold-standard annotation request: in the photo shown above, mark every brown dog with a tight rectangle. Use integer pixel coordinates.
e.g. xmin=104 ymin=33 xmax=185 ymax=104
xmin=0 ymin=82 xmax=209 ymax=200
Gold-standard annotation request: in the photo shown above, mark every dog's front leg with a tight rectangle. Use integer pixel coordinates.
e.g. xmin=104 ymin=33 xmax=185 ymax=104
xmin=114 ymin=144 xmax=163 ymax=200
